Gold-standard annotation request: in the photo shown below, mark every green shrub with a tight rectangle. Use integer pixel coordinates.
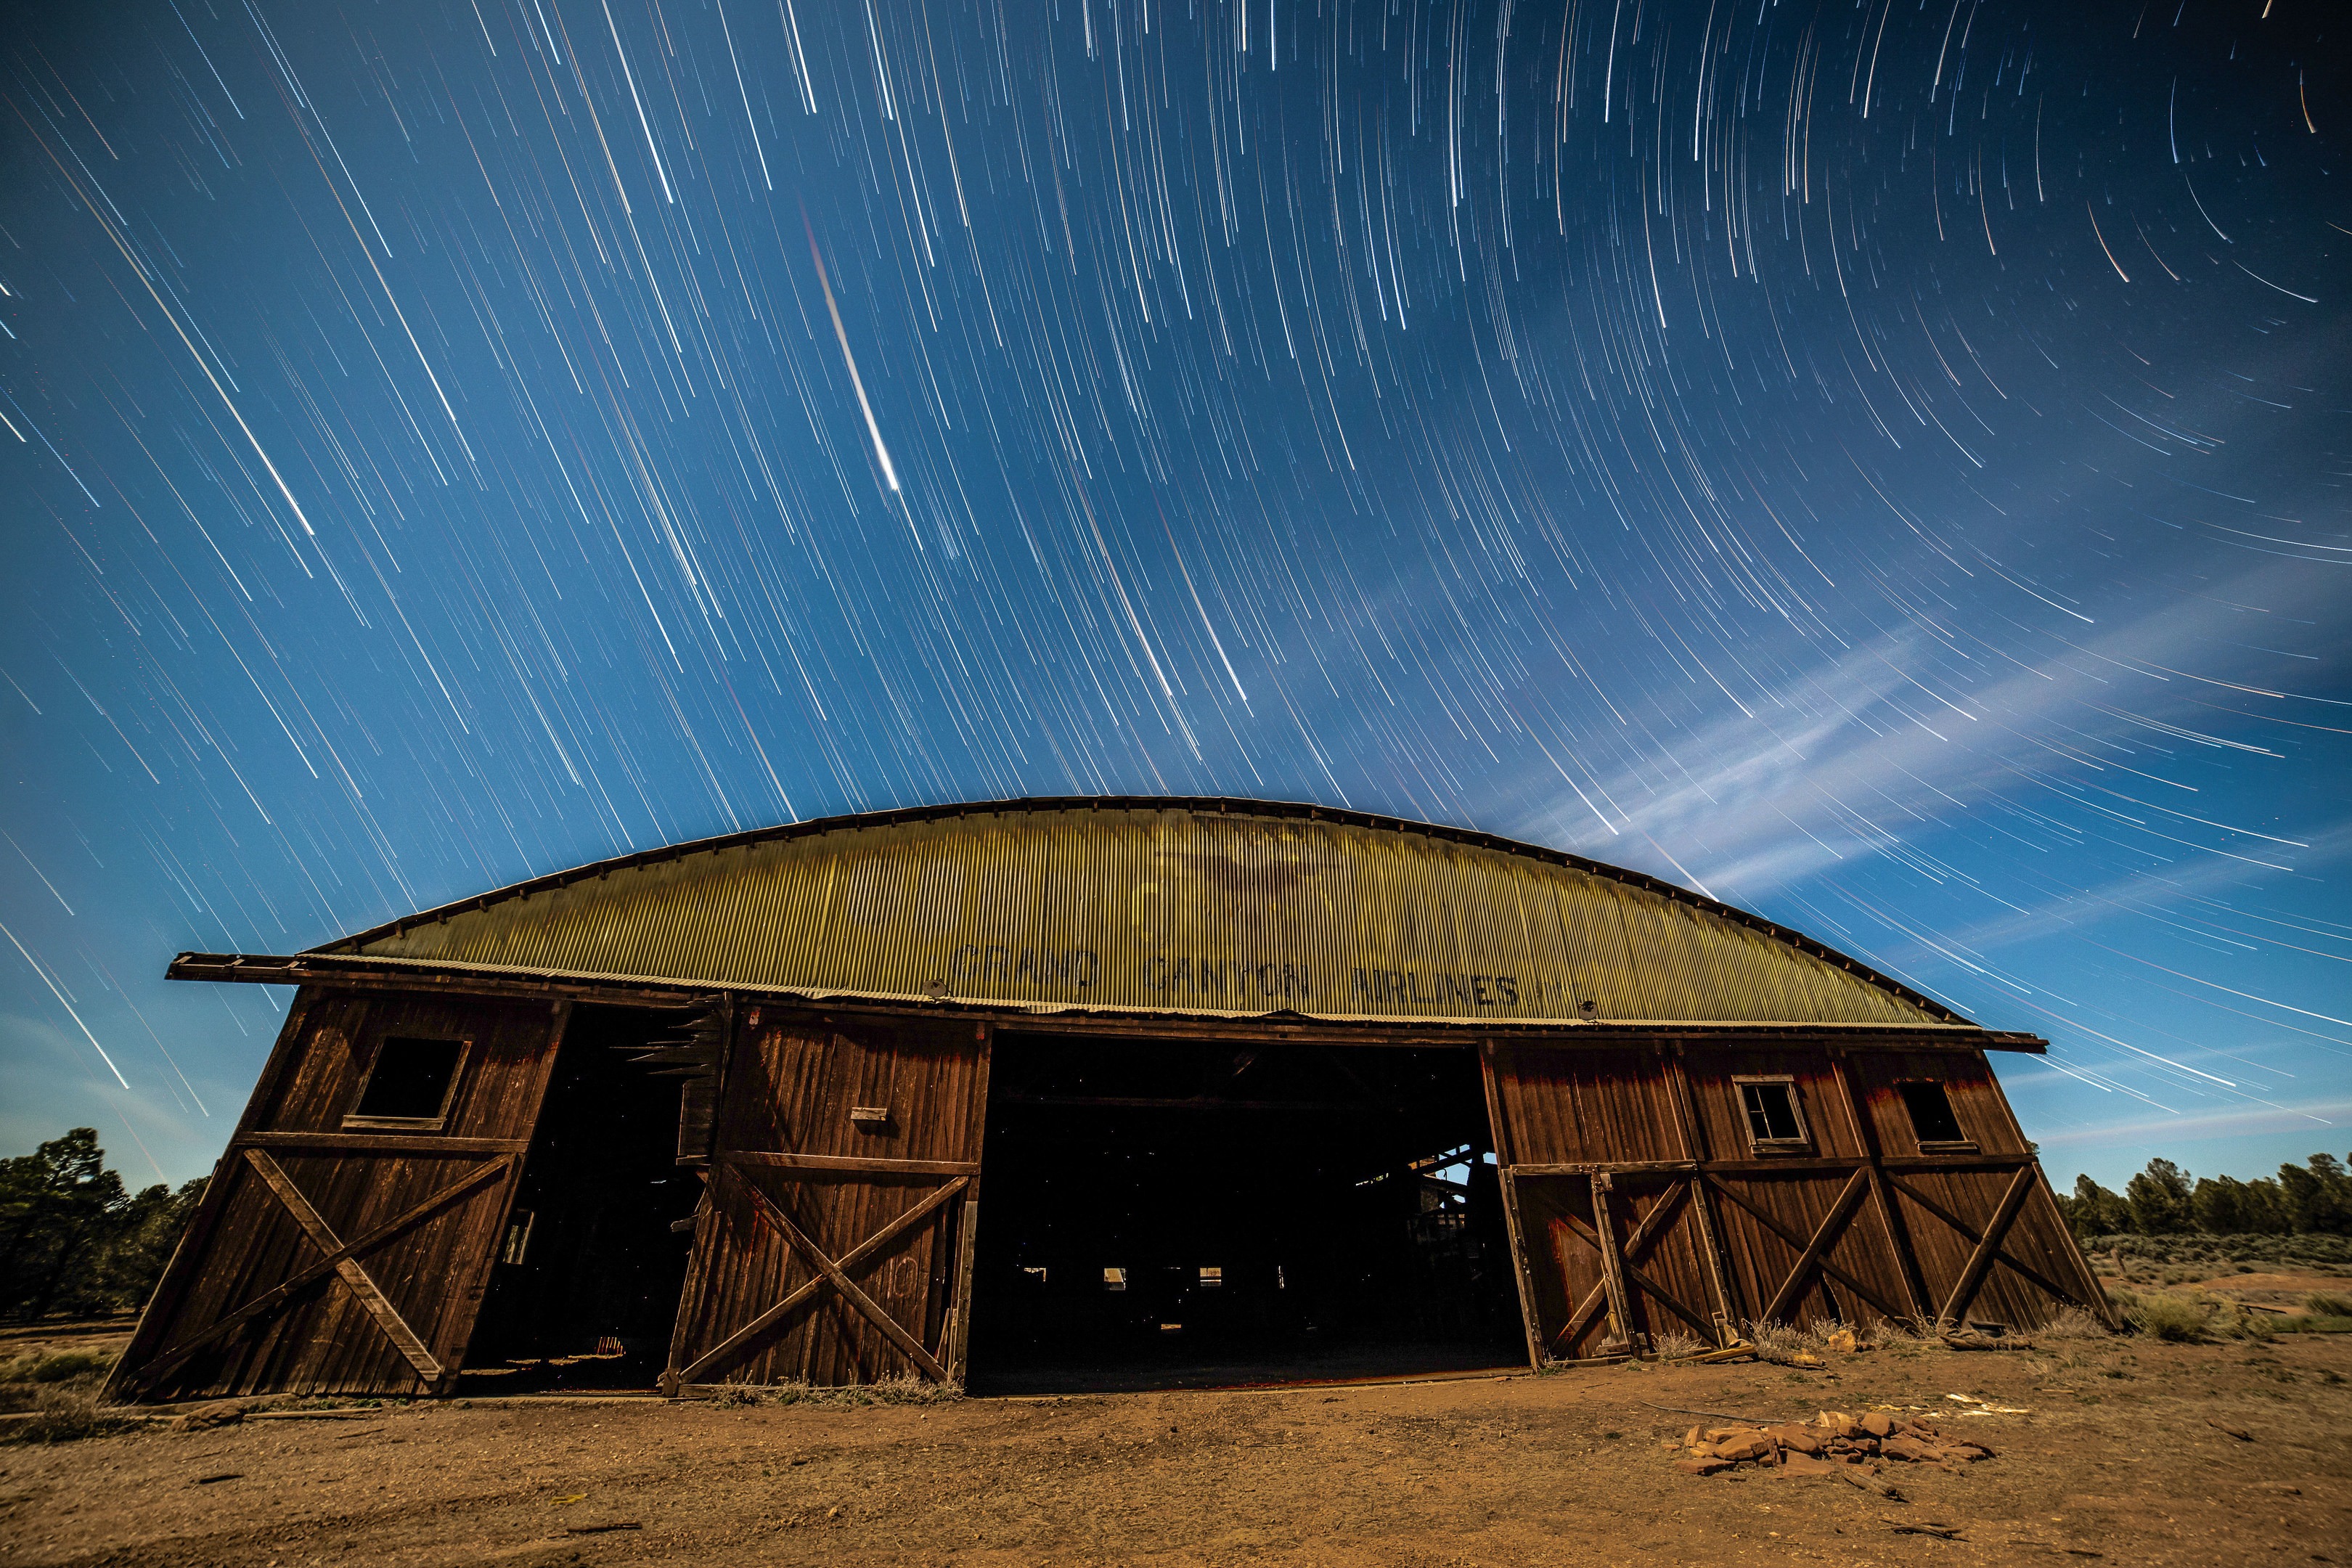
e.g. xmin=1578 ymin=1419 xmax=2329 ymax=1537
xmin=2126 ymin=1291 xmax=2210 ymax=1342
xmin=2306 ymin=1293 xmax=2352 ymax=1318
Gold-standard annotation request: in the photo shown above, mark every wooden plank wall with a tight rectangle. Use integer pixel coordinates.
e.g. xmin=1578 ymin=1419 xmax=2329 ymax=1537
xmin=1485 ymin=1039 xmax=2104 ymax=1357
xmin=113 ymin=988 xmax=562 ymax=1401
xmin=1843 ymin=1050 xmax=2100 ymax=1331
xmin=668 ymin=1012 xmax=989 ymax=1387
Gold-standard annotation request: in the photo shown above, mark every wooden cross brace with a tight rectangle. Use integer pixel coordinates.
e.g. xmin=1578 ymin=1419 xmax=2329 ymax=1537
xmin=679 ymin=1166 xmax=967 ymax=1387
xmin=1878 ymin=1164 xmax=2052 ymax=1328
xmin=1704 ymin=1169 xmax=1911 ymax=1324
xmin=127 ymin=1150 xmax=510 ymax=1395
xmin=1551 ymin=1181 xmax=1720 ymax=1347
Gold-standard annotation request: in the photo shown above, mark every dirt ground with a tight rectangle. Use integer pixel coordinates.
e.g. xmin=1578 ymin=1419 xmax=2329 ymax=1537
xmin=4 ymin=1324 xmax=2350 ymax=1568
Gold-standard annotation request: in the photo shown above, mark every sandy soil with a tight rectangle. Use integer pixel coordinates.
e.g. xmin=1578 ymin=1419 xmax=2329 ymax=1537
xmin=4 ymin=1326 xmax=2349 ymax=1568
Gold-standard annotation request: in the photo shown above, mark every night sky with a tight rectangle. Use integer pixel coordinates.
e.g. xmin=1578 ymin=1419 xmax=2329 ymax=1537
xmin=1 ymin=0 xmax=2345 ymax=1191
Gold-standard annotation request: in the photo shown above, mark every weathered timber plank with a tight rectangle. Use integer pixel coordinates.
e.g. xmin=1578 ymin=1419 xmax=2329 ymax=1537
xmin=1761 ymin=1169 xmax=1871 ymax=1324
xmin=1548 ymin=1199 xmax=1722 ymax=1344
xmin=1935 ymin=1164 xmax=2040 ymax=1328
xmin=1882 ymin=1169 xmax=2091 ymax=1312
xmin=234 ymin=1132 xmax=531 ymax=1156
xmin=1703 ymin=1174 xmax=1911 ymax=1322
xmin=719 ymin=1151 xmax=982 ymax=1177
xmin=679 ymin=1175 xmax=968 ymax=1385
xmin=238 ymin=1150 xmax=450 ymax=1384
xmin=736 ymin=1172 xmax=950 ymax=1381
xmin=122 ymin=1156 xmax=510 ymax=1391
xmin=1553 ymin=1181 xmax=1687 ymax=1351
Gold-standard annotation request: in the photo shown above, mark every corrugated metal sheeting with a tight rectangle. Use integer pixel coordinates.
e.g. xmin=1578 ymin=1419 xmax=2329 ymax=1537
xmin=330 ymin=804 xmax=1945 ymax=1029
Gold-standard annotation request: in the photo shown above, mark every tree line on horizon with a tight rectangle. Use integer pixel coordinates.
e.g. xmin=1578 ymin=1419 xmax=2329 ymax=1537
xmin=2057 ymin=1152 xmax=2352 ymax=1239
xmin=1 ymin=1130 xmax=206 ymax=1322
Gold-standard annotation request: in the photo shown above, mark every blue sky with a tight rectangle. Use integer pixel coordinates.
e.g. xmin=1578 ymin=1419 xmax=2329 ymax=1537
xmin=1 ymin=0 xmax=2345 ymax=1193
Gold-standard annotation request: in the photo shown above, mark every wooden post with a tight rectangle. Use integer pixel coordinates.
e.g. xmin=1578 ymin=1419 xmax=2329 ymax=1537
xmin=942 ymin=1021 xmax=992 ymax=1386
xmin=1588 ymin=1172 xmax=1638 ymax=1355
xmin=1479 ymin=1043 xmax=1548 ymax=1369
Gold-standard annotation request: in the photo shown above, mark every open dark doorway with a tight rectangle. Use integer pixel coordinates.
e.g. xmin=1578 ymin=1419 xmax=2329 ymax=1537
xmin=966 ymin=1035 xmax=1522 ymax=1394
xmin=462 ymin=1005 xmax=703 ymax=1392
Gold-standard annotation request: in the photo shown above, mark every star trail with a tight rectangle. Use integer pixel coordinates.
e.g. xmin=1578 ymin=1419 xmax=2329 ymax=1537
xmin=0 ymin=0 xmax=2345 ymax=1185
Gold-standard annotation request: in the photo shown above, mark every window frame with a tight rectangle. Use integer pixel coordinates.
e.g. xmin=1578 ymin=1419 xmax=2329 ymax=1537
xmin=1895 ymin=1079 xmax=1977 ymax=1153
xmin=343 ymin=1032 xmax=473 ymax=1132
xmin=1731 ymin=1074 xmax=1813 ymax=1153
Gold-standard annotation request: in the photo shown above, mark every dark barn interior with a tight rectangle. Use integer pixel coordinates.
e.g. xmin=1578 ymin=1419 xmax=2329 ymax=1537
xmin=967 ymin=1036 xmax=1522 ymax=1392
xmin=466 ymin=1005 xmax=700 ymax=1390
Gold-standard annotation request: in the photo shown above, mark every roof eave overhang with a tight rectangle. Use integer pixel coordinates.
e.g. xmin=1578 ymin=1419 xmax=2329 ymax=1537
xmin=168 ymin=951 xmax=2045 ymax=1053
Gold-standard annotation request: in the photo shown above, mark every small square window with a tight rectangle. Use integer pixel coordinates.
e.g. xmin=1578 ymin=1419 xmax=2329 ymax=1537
xmin=1898 ymin=1082 xmax=1971 ymax=1147
xmin=346 ymin=1035 xmax=467 ymax=1128
xmin=1735 ymin=1078 xmax=1809 ymax=1148
xmin=1199 ymin=1266 xmax=1223 ymax=1288
xmin=1102 ymin=1267 xmax=1128 ymax=1291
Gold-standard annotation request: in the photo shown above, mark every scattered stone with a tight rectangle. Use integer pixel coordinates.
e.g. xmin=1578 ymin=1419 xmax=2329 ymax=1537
xmin=1666 ymin=1409 xmax=1992 ymax=1479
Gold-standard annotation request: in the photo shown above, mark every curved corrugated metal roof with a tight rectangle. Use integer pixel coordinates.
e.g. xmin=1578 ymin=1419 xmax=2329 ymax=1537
xmin=311 ymin=797 xmax=1969 ymax=1029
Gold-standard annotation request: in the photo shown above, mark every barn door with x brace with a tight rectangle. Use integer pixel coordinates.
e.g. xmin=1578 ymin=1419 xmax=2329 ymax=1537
xmin=107 ymin=989 xmax=565 ymax=1403
xmin=1500 ymin=1169 xmax=1742 ymax=1360
xmin=662 ymin=1012 xmax=989 ymax=1393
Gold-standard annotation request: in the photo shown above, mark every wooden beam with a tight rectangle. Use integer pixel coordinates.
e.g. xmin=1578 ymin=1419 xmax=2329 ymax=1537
xmin=721 ymin=1151 xmax=981 ymax=1177
xmin=1510 ymin=1153 xmax=2034 ymax=1178
xmin=736 ymin=1174 xmax=951 ymax=1382
xmin=1704 ymin=1173 xmax=1910 ymax=1322
xmin=1553 ymin=1181 xmax=1687 ymax=1351
xmin=120 ymin=1155 xmax=510 ymax=1392
xmin=1587 ymin=1174 xmax=1638 ymax=1352
xmin=235 ymin=1132 xmax=531 ymax=1156
xmin=237 ymin=1150 xmax=467 ymax=1385
xmin=1761 ymin=1169 xmax=1871 ymax=1324
xmin=1935 ymin=1164 xmax=2039 ymax=1329
xmin=1546 ymin=1193 xmax=1721 ymax=1347
xmin=166 ymin=955 xmax=2046 ymax=1053
xmin=942 ymin=1191 xmax=982 ymax=1385
xmin=1882 ymin=1169 xmax=2091 ymax=1312
xmin=679 ymin=1175 xmax=969 ymax=1386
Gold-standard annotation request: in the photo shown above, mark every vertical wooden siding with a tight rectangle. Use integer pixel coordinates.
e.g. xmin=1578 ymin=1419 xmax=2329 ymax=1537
xmin=110 ymin=988 xmax=561 ymax=1401
xmin=667 ymin=1012 xmax=989 ymax=1387
xmin=1482 ymin=1040 xmax=2104 ymax=1358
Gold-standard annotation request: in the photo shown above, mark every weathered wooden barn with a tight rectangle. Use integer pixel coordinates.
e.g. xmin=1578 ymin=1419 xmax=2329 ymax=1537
xmin=107 ymin=799 xmax=2112 ymax=1404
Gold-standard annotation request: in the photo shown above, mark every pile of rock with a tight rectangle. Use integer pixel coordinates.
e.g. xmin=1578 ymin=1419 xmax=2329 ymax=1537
xmin=1672 ymin=1409 xmax=1994 ymax=1476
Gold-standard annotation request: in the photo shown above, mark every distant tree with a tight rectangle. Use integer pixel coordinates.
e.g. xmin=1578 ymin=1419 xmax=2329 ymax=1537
xmin=2060 ymin=1174 xmax=2133 ymax=1238
xmin=2124 ymin=1158 xmax=2195 ymax=1235
xmin=2277 ymin=1154 xmax=2352 ymax=1236
xmin=2190 ymin=1173 xmax=2291 ymax=1236
xmin=0 ymin=1129 xmax=207 ymax=1320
